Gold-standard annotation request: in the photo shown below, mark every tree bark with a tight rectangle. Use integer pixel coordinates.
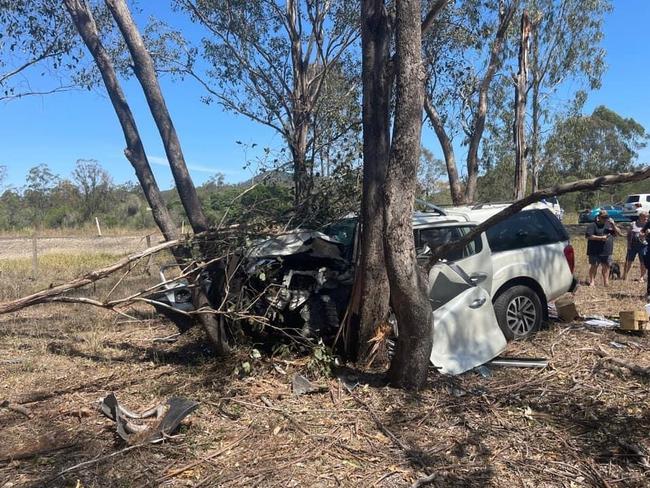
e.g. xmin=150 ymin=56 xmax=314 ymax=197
xmin=513 ymin=11 xmax=531 ymax=200
xmin=352 ymin=0 xmax=392 ymax=361
xmin=384 ymin=0 xmax=431 ymax=389
xmin=529 ymin=26 xmax=542 ymax=193
xmin=63 ymin=0 xmax=178 ymax=242
xmin=424 ymin=96 xmax=464 ymax=204
xmin=105 ymin=0 xmax=209 ymax=233
xmin=464 ymin=0 xmax=518 ymax=203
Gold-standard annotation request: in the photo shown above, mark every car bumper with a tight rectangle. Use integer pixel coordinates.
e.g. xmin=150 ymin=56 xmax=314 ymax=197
xmin=568 ymin=276 xmax=579 ymax=293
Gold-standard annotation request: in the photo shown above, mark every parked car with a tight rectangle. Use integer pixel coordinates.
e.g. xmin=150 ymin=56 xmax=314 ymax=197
xmin=622 ymin=194 xmax=650 ymax=220
xmin=578 ymin=204 xmax=628 ymax=223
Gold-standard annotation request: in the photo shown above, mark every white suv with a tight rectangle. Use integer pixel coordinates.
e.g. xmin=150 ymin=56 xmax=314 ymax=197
xmin=622 ymin=194 xmax=650 ymax=220
xmin=415 ymin=205 xmax=576 ymax=341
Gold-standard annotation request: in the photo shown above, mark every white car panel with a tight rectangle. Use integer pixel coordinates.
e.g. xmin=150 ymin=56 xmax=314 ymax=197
xmin=489 ymin=241 xmax=573 ymax=303
xmin=428 ymin=263 xmax=506 ymax=375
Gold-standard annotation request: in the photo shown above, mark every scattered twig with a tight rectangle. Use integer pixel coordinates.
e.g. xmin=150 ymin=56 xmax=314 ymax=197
xmin=343 ymin=385 xmax=410 ymax=453
xmin=156 ymin=432 xmax=250 ymax=482
xmin=260 ymin=396 xmax=311 ymax=435
xmin=410 ymin=472 xmax=437 ymax=488
xmin=47 ymin=439 xmax=162 ymax=483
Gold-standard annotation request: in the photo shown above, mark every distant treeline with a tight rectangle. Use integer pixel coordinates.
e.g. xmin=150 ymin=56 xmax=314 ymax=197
xmin=0 ymin=160 xmax=301 ymax=231
xmin=1 ymin=152 xmax=647 ymax=232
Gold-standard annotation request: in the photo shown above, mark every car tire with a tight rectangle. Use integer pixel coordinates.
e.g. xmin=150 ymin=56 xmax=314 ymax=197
xmin=493 ymin=285 xmax=543 ymax=340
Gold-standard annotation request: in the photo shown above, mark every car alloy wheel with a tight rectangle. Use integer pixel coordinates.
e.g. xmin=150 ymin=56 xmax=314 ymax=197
xmin=493 ymin=285 xmax=543 ymax=340
xmin=505 ymin=295 xmax=537 ymax=337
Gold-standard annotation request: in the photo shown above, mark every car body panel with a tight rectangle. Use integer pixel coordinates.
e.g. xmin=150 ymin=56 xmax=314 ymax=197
xmin=428 ymin=263 xmax=506 ymax=375
xmin=579 ymin=205 xmax=628 ymax=223
xmin=622 ymin=194 xmax=650 ymax=220
xmin=489 ymin=241 xmax=573 ymax=302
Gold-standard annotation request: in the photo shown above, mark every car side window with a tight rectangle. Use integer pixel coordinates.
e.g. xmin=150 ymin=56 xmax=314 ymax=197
xmin=416 ymin=226 xmax=482 ymax=261
xmin=486 ymin=209 xmax=564 ymax=253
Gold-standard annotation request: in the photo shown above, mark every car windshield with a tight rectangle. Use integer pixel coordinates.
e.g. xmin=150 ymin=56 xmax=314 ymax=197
xmin=626 ymin=195 xmax=640 ymax=203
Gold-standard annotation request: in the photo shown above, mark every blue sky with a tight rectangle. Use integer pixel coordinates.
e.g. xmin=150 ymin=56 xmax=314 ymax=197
xmin=1 ymin=1 xmax=649 ymax=190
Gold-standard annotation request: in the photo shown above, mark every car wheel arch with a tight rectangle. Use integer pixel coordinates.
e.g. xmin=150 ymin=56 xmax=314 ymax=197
xmin=492 ymin=277 xmax=548 ymax=322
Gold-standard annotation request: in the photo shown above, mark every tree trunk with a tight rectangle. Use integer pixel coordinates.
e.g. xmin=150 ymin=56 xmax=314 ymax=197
xmin=353 ymin=0 xmax=392 ymax=361
xmin=105 ymin=0 xmax=209 ymax=234
xmin=529 ymin=27 xmax=542 ymax=193
xmin=63 ymin=0 xmax=177 ymax=242
xmin=385 ymin=0 xmax=432 ymax=390
xmin=513 ymin=11 xmax=531 ymax=200
xmin=464 ymin=0 xmax=518 ymax=203
xmin=291 ymin=123 xmax=312 ymax=209
xmin=424 ymin=96 xmax=464 ymax=204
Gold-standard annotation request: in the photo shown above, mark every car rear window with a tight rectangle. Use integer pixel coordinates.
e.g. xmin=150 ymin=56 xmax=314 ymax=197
xmin=415 ymin=225 xmax=482 ymax=261
xmin=626 ymin=195 xmax=640 ymax=203
xmin=486 ymin=209 xmax=567 ymax=253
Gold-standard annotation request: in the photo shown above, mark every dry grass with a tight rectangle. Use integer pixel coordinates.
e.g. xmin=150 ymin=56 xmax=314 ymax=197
xmin=0 ymin=227 xmax=160 ymax=239
xmin=1 ymin=233 xmax=649 ymax=487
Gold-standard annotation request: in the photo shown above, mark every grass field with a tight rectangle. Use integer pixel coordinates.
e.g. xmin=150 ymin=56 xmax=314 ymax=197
xmin=1 ymin=234 xmax=649 ymax=487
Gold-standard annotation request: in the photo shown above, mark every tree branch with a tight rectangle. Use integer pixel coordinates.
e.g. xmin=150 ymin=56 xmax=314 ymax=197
xmin=421 ymin=0 xmax=450 ymax=37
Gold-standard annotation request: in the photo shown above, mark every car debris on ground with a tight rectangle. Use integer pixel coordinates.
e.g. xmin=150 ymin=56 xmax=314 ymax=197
xmin=99 ymin=393 xmax=199 ymax=444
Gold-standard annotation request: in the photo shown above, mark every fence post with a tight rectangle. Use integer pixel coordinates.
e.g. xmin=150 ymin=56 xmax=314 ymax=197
xmin=95 ymin=217 xmax=102 ymax=237
xmin=31 ymin=234 xmax=38 ymax=280
xmin=145 ymin=234 xmax=153 ymax=274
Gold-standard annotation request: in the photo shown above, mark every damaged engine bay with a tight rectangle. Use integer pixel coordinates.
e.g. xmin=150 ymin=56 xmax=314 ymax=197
xmin=151 ymin=220 xmax=358 ymax=348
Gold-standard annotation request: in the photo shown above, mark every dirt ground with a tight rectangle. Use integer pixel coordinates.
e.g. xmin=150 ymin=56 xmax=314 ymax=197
xmin=1 ymin=230 xmax=649 ymax=487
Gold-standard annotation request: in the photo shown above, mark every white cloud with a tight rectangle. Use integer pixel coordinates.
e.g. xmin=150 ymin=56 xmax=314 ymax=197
xmin=148 ymin=155 xmax=244 ymax=177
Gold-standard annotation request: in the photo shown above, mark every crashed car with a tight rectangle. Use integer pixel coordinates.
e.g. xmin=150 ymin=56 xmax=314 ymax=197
xmin=152 ymin=225 xmax=355 ymax=343
xmin=152 ymin=204 xmax=576 ymax=375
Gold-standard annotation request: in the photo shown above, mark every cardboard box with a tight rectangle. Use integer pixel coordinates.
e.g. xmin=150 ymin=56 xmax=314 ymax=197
xmin=555 ymin=297 xmax=578 ymax=322
xmin=619 ymin=310 xmax=649 ymax=331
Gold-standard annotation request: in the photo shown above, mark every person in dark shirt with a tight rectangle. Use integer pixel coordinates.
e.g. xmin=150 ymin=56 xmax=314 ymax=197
xmin=641 ymin=217 xmax=650 ymax=299
xmin=585 ymin=209 xmax=622 ymax=286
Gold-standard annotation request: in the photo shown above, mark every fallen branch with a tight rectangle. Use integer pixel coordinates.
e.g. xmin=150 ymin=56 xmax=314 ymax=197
xmin=260 ymin=396 xmax=311 ymax=435
xmin=0 ymin=399 xmax=31 ymax=418
xmin=591 ymin=347 xmax=650 ymax=377
xmin=0 ymin=440 xmax=75 ymax=463
xmin=0 ymin=237 xmax=183 ymax=314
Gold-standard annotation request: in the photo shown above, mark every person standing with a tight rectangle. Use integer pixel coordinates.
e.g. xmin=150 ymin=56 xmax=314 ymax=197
xmin=624 ymin=211 xmax=648 ymax=281
xmin=585 ymin=209 xmax=623 ymax=286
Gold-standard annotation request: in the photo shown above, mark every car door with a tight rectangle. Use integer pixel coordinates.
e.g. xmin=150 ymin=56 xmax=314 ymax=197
xmin=428 ymin=262 xmax=506 ymax=375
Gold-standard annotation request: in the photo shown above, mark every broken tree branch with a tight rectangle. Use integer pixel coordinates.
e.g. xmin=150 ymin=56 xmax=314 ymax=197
xmin=0 ymin=238 xmax=183 ymax=315
xmin=428 ymin=166 xmax=650 ymax=270
xmin=591 ymin=347 xmax=650 ymax=377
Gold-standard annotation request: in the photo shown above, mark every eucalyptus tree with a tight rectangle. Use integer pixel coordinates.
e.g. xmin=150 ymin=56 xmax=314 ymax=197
xmin=423 ymin=0 xmax=520 ymax=205
xmin=0 ymin=0 xmax=83 ymax=101
xmin=523 ymin=0 xmax=610 ymax=192
xmin=176 ymin=0 xmax=360 ymax=208
xmin=483 ymin=0 xmax=611 ymax=195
